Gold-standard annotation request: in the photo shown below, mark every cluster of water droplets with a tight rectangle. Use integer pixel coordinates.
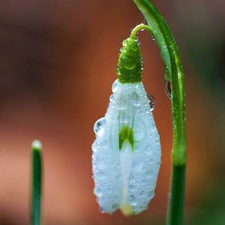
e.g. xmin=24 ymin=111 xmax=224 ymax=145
xmin=92 ymin=79 xmax=161 ymax=215
xmin=120 ymin=81 xmax=161 ymax=214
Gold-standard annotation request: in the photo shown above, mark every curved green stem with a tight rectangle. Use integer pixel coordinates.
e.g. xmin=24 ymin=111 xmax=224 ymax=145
xmin=130 ymin=23 xmax=152 ymax=38
xmin=132 ymin=0 xmax=187 ymax=225
xmin=31 ymin=140 xmax=43 ymax=225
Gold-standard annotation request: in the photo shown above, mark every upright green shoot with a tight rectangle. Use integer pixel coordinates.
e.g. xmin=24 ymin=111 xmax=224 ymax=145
xmin=31 ymin=140 xmax=43 ymax=225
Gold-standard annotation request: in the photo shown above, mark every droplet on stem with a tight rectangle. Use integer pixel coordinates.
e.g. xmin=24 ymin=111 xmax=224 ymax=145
xmin=164 ymin=80 xmax=172 ymax=99
xmin=147 ymin=93 xmax=155 ymax=111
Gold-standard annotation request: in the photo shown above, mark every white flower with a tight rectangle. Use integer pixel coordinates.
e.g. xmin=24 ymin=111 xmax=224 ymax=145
xmin=92 ymin=79 xmax=161 ymax=216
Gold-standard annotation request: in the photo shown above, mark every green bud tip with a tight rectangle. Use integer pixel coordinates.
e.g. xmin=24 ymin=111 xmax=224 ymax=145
xmin=116 ymin=37 xmax=143 ymax=83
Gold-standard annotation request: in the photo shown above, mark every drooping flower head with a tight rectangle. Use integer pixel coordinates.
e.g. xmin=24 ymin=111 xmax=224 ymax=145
xmin=92 ymin=36 xmax=161 ymax=216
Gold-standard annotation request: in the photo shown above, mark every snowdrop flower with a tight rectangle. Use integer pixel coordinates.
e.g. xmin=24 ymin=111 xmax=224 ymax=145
xmin=92 ymin=37 xmax=161 ymax=216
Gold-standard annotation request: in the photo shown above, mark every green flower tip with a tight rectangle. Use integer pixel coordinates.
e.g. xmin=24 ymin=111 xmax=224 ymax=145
xmin=32 ymin=140 xmax=42 ymax=151
xmin=116 ymin=37 xmax=143 ymax=83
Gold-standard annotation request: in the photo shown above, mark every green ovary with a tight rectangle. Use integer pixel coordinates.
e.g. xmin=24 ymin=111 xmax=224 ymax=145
xmin=119 ymin=126 xmax=134 ymax=151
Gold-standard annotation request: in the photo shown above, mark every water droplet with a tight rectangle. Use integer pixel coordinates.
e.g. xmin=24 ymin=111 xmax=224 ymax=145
xmin=119 ymin=112 xmax=128 ymax=124
xmin=130 ymin=41 xmax=139 ymax=51
xmin=92 ymin=141 xmax=98 ymax=152
xmin=94 ymin=118 xmax=106 ymax=136
xmin=164 ymin=80 xmax=172 ymax=99
xmin=115 ymin=174 xmax=122 ymax=182
xmin=118 ymin=97 xmax=127 ymax=110
xmin=112 ymin=79 xmax=119 ymax=93
xmin=129 ymin=174 xmax=135 ymax=182
xmin=132 ymin=157 xmax=143 ymax=172
xmin=94 ymin=187 xmax=102 ymax=196
xmin=141 ymin=179 xmax=147 ymax=185
xmin=97 ymin=140 xmax=108 ymax=149
xmin=121 ymin=56 xmax=137 ymax=70
xmin=140 ymin=191 xmax=146 ymax=197
xmin=148 ymin=191 xmax=155 ymax=199
xmin=128 ymin=185 xmax=135 ymax=191
xmin=122 ymin=39 xmax=128 ymax=47
xmin=132 ymin=93 xmax=141 ymax=107
xmin=100 ymin=208 xmax=105 ymax=213
xmin=143 ymin=144 xmax=152 ymax=156
xmin=109 ymin=94 xmax=115 ymax=102
xmin=127 ymin=195 xmax=137 ymax=206
xmin=97 ymin=159 xmax=106 ymax=169
xmin=134 ymin=119 xmax=146 ymax=141
xmin=112 ymin=204 xmax=119 ymax=209
xmin=147 ymin=93 xmax=155 ymax=111
xmin=97 ymin=171 xmax=105 ymax=180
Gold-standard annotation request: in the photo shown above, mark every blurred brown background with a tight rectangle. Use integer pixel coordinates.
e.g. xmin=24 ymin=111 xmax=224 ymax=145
xmin=0 ymin=0 xmax=225 ymax=224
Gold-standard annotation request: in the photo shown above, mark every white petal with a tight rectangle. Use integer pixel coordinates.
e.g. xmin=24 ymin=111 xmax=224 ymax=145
xmin=92 ymin=79 xmax=161 ymax=215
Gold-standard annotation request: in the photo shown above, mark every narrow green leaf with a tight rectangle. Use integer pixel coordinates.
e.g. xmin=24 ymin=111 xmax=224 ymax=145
xmin=31 ymin=140 xmax=42 ymax=225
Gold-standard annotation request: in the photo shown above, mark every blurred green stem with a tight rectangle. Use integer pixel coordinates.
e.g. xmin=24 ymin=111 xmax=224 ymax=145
xmin=31 ymin=140 xmax=42 ymax=225
xmin=132 ymin=0 xmax=187 ymax=224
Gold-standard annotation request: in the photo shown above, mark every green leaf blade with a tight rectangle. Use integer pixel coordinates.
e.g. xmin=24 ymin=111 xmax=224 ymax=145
xmin=31 ymin=140 xmax=42 ymax=225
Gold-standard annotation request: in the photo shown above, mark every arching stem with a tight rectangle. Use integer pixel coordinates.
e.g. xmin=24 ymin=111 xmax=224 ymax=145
xmin=132 ymin=1 xmax=187 ymax=225
xmin=130 ymin=23 xmax=152 ymax=38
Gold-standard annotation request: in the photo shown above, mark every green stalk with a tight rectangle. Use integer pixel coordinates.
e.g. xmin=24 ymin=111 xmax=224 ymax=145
xmin=31 ymin=140 xmax=43 ymax=225
xmin=132 ymin=1 xmax=187 ymax=225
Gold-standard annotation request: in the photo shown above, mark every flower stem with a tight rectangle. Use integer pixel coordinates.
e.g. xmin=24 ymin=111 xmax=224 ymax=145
xmin=167 ymin=165 xmax=186 ymax=225
xmin=31 ymin=140 xmax=42 ymax=225
xmin=132 ymin=0 xmax=187 ymax=224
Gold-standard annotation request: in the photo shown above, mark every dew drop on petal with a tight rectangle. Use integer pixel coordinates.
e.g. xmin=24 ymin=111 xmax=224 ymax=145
xmin=132 ymin=93 xmax=141 ymax=107
xmin=112 ymin=79 xmax=119 ymax=93
xmin=134 ymin=119 xmax=146 ymax=141
xmin=141 ymin=179 xmax=147 ymax=185
xmin=118 ymin=97 xmax=127 ymax=110
xmin=94 ymin=187 xmax=102 ymax=196
xmin=94 ymin=118 xmax=106 ymax=136
xmin=143 ymin=144 xmax=151 ymax=156
xmin=115 ymin=174 xmax=122 ymax=182
xmin=96 ymin=171 xmax=105 ymax=180
xmin=91 ymin=140 xmax=98 ymax=152
xmin=129 ymin=174 xmax=135 ymax=182
xmin=128 ymin=185 xmax=135 ymax=191
xmin=112 ymin=204 xmax=119 ymax=209
xmin=148 ymin=191 xmax=155 ymax=199
xmin=127 ymin=195 xmax=137 ymax=206
xmin=140 ymin=191 xmax=146 ymax=197
xmin=132 ymin=157 xmax=143 ymax=172
xmin=109 ymin=94 xmax=115 ymax=102
xmin=97 ymin=140 xmax=108 ymax=149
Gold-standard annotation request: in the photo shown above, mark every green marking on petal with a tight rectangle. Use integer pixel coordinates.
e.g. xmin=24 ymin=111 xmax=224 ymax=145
xmin=119 ymin=126 xmax=134 ymax=151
